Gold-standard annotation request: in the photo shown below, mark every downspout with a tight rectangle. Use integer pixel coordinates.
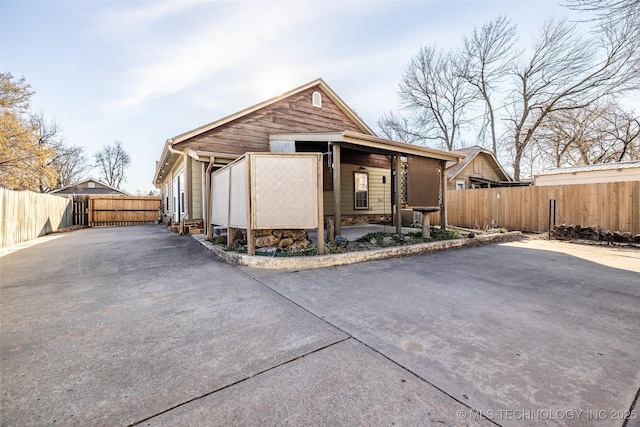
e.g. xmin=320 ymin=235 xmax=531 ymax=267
xmin=167 ymin=141 xmax=189 ymax=232
xmin=204 ymin=157 xmax=215 ymax=241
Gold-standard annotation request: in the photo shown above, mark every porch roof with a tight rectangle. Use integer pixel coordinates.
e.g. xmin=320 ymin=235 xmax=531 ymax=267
xmin=269 ymin=131 xmax=462 ymax=162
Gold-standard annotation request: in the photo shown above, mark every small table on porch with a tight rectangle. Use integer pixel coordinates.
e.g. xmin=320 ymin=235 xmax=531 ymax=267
xmin=412 ymin=206 xmax=440 ymax=238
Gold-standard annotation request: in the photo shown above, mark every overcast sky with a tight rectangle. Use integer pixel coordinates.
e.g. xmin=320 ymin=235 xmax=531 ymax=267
xmin=2 ymin=0 xmax=627 ymax=192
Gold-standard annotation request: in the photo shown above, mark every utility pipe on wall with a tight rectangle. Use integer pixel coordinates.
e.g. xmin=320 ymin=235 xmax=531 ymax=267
xmin=204 ymin=158 xmax=215 ymax=241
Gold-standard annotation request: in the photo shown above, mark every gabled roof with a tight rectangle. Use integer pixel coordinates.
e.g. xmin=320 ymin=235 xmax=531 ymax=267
xmin=50 ymin=178 xmax=128 ymax=195
xmin=154 ymin=78 xmax=375 ymax=185
xmin=446 ymin=145 xmax=512 ymax=181
xmin=171 ymin=78 xmax=374 ymax=144
xmin=535 ymin=160 xmax=640 ymax=176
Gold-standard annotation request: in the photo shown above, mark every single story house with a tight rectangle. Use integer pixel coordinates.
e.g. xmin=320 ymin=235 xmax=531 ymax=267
xmin=446 ymin=146 xmax=529 ymax=189
xmin=534 ymin=161 xmax=640 ymax=186
xmin=153 ymin=78 xmax=462 ymax=239
xmin=50 ymin=179 xmax=128 ymax=196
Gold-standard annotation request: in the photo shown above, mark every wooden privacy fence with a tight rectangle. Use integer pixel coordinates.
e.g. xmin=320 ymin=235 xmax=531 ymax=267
xmin=428 ymin=181 xmax=639 ymax=234
xmin=79 ymin=195 xmax=161 ymax=227
xmin=1 ymin=187 xmax=73 ymax=247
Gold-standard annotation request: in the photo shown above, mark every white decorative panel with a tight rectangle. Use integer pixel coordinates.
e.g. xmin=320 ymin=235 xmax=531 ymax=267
xmin=269 ymin=140 xmax=296 ymax=153
xmin=251 ymin=154 xmax=318 ymax=229
xmin=229 ymin=159 xmax=247 ymax=228
xmin=211 ymin=168 xmax=229 ymax=226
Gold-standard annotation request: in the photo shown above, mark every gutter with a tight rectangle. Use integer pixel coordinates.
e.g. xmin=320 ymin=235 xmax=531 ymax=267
xmin=444 ymin=156 xmax=463 ymax=171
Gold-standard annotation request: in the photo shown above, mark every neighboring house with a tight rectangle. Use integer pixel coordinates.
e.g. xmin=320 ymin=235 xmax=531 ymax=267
xmin=50 ymin=179 xmax=128 ymax=195
xmin=153 ymin=78 xmax=462 ymax=236
xmin=446 ymin=146 xmax=525 ymax=190
xmin=534 ymin=161 xmax=640 ymax=186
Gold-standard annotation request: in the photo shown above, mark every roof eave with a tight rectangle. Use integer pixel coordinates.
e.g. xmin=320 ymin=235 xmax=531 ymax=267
xmin=270 ymin=131 xmax=462 ymax=161
xmin=153 ymin=140 xmax=180 ymax=186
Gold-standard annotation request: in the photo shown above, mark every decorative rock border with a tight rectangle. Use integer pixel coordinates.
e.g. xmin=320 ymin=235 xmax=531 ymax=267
xmin=192 ymin=231 xmax=524 ymax=269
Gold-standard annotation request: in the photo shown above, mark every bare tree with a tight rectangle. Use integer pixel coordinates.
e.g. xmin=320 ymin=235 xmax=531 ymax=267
xmin=394 ymin=45 xmax=477 ymax=150
xmin=31 ymin=112 xmax=64 ymax=192
xmin=377 ymin=111 xmax=424 ymax=144
xmin=380 ymin=1 xmax=639 ymax=176
xmin=506 ymin=17 xmax=639 ymax=179
xmin=531 ymin=102 xmax=603 ymax=168
xmin=601 ymin=107 xmax=640 ymax=161
xmin=578 ymin=102 xmax=640 ymax=163
xmin=531 ymin=99 xmax=639 ymax=168
xmin=30 ymin=112 xmax=90 ymax=192
xmin=94 ymin=140 xmax=131 ymax=189
xmin=55 ymin=144 xmax=89 ymax=188
xmin=460 ymin=16 xmax=518 ymax=154
xmin=566 ymin=0 xmax=640 ymax=26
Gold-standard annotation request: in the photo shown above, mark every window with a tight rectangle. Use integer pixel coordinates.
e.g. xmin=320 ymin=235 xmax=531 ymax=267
xmin=354 ymin=171 xmax=369 ymax=209
xmin=456 ymin=180 xmax=465 ymax=190
xmin=88 ymin=182 xmax=95 ymax=188
xmin=312 ymin=91 xmax=322 ymax=108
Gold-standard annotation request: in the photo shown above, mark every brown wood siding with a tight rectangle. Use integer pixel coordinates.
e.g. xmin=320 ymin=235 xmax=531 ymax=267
xmin=177 ymin=87 xmax=365 ymax=154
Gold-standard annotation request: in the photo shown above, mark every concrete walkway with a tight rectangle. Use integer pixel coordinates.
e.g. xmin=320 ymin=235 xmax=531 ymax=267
xmin=1 ymin=226 xmax=638 ymax=426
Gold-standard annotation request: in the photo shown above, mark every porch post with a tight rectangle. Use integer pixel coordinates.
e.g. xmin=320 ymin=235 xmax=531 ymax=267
xmin=440 ymin=160 xmax=447 ymax=229
xmin=395 ymin=154 xmax=402 ymax=234
xmin=246 ymin=154 xmax=255 ymax=256
xmin=332 ymin=143 xmax=342 ymax=236
xmin=316 ymin=154 xmax=325 ymax=255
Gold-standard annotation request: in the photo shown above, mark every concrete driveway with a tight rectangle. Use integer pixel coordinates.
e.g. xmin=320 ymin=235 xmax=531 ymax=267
xmin=1 ymin=226 xmax=638 ymax=426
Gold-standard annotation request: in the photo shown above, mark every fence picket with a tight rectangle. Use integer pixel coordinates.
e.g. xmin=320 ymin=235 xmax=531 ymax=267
xmin=1 ymin=188 xmax=73 ymax=247
xmin=437 ymin=182 xmax=638 ymax=234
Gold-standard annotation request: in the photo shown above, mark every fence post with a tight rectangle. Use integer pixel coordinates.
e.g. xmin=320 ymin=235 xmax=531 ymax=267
xmin=548 ymin=199 xmax=556 ymax=239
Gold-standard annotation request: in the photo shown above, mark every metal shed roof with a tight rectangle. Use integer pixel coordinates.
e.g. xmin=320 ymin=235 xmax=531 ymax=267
xmin=536 ymin=161 xmax=640 ymax=176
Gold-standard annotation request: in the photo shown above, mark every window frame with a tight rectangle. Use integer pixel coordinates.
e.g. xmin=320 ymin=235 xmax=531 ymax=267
xmin=312 ymin=91 xmax=322 ymax=108
xmin=354 ymin=171 xmax=369 ymax=210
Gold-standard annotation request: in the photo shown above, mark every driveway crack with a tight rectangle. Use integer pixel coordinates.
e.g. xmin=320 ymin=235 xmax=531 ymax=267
xmin=127 ymin=336 xmax=351 ymax=426
xmin=241 ymin=269 xmax=502 ymax=427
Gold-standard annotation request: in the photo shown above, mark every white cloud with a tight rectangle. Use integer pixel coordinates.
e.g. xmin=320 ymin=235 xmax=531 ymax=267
xmin=98 ymin=1 xmax=197 ymax=36
xmin=102 ymin=1 xmax=327 ymax=115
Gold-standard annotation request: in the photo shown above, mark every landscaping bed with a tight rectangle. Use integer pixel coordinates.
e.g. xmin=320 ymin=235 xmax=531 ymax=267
xmin=209 ymin=227 xmax=463 ymax=257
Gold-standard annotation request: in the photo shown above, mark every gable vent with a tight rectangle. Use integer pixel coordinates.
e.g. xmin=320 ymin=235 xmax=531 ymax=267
xmin=312 ymin=91 xmax=322 ymax=108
